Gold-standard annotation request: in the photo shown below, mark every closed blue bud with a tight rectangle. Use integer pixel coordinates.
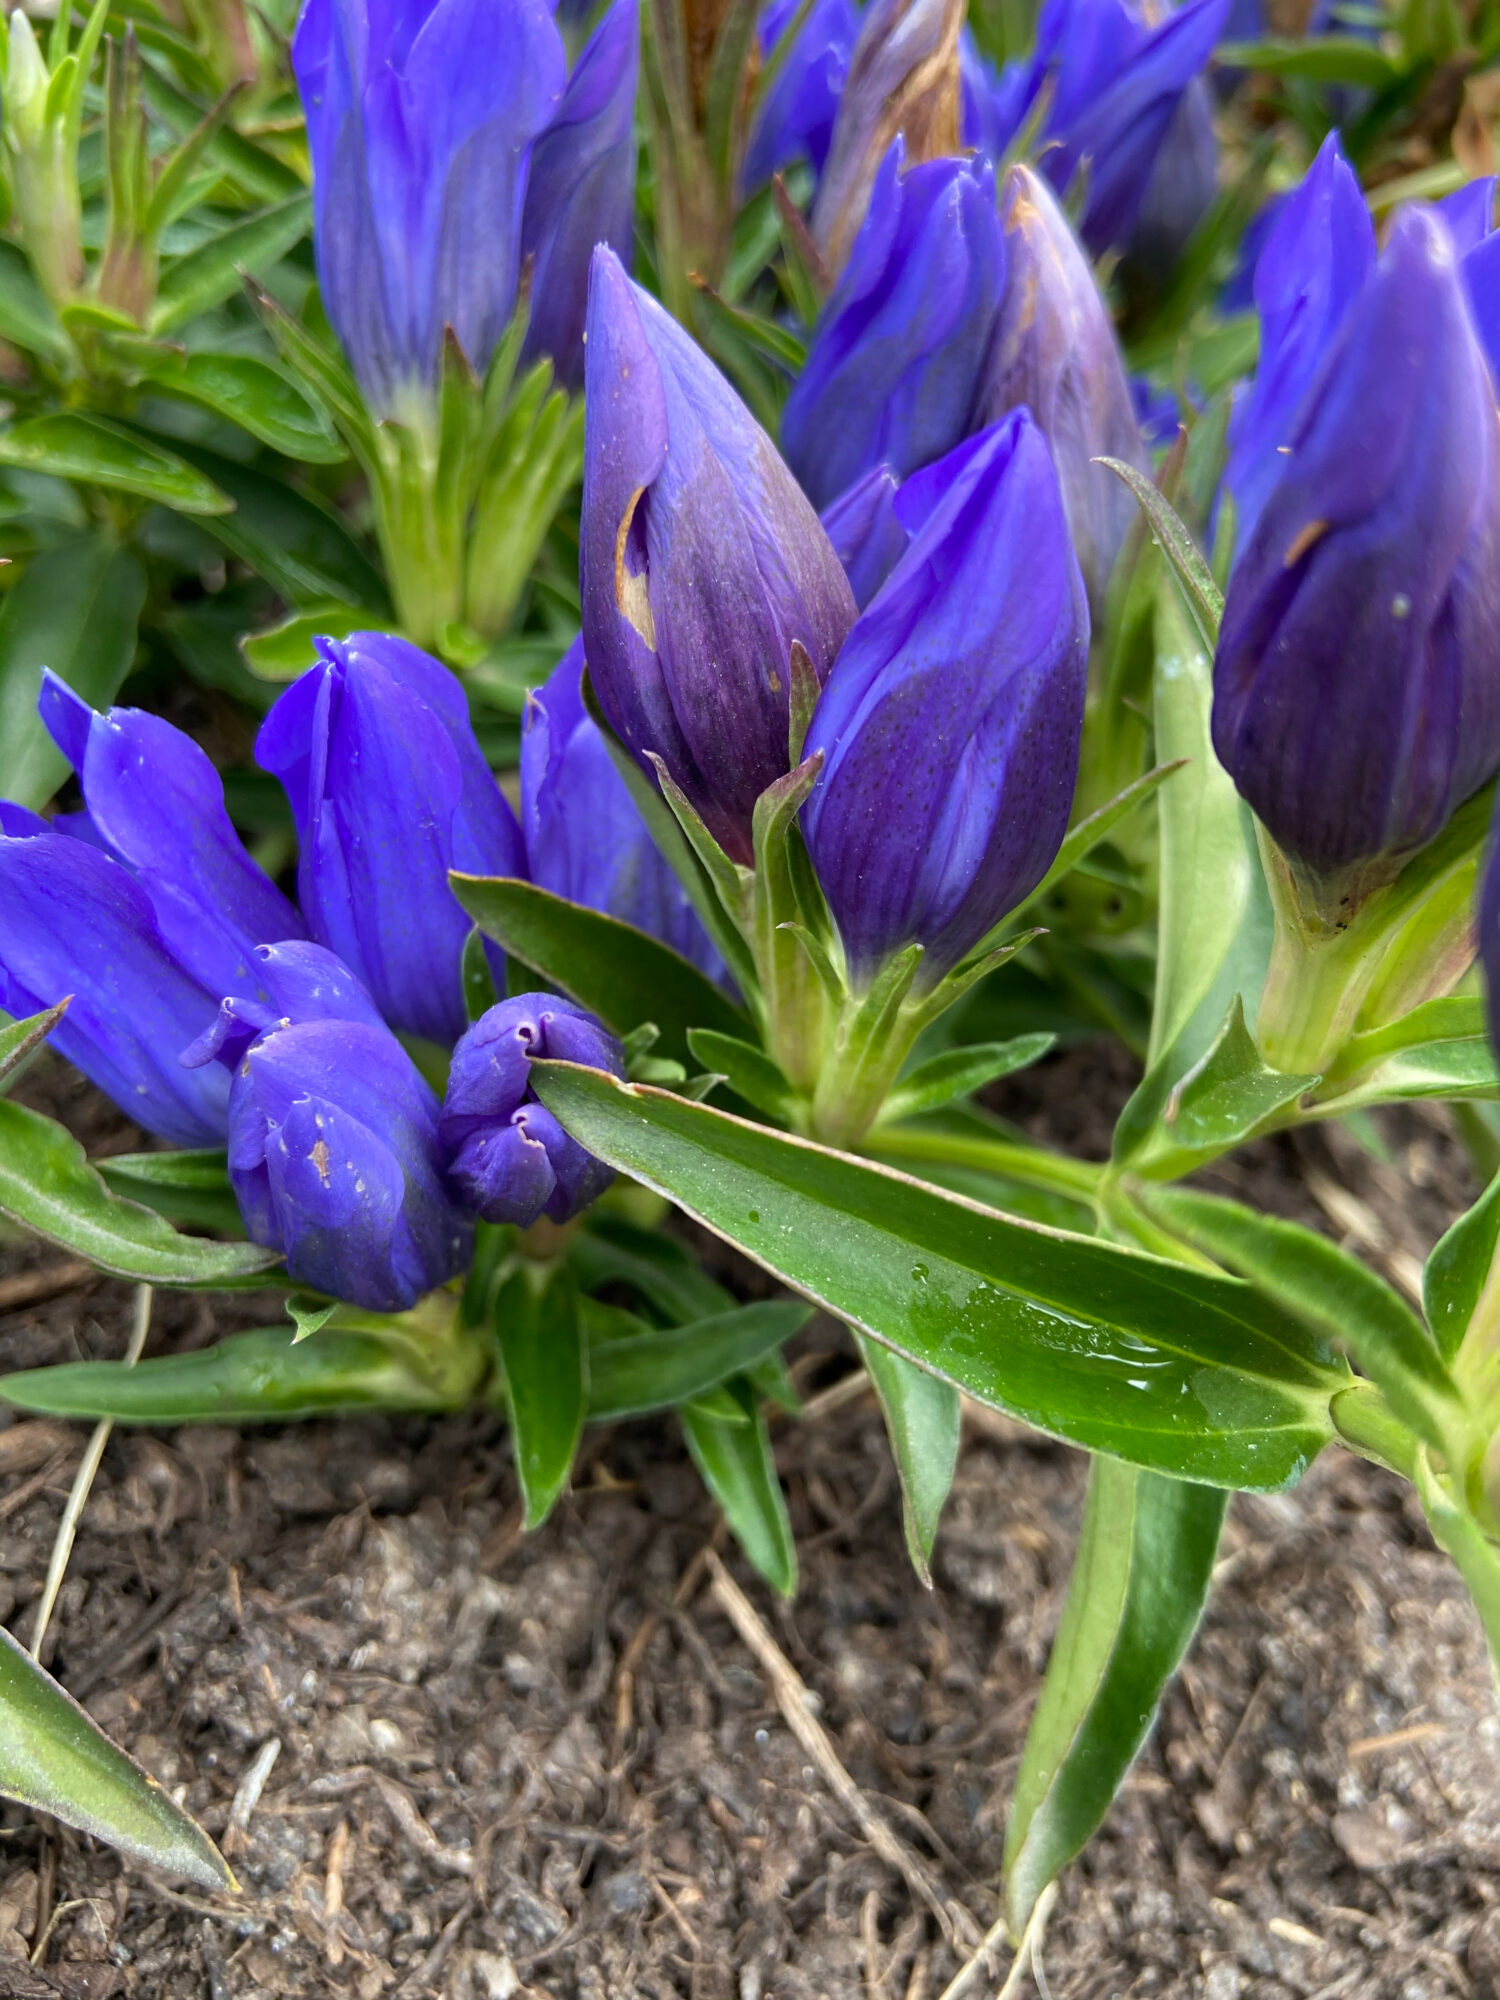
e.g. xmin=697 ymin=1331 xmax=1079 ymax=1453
xmin=521 ymin=640 xmax=725 ymax=980
xmin=742 ymin=0 xmax=858 ymax=194
xmin=292 ymin=0 xmax=566 ymax=416
xmin=581 ymin=247 xmax=856 ymax=864
xmin=1225 ymin=132 xmax=1375 ymax=551
xmin=1213 ymin=207 xmax=1500 ymax=883
xmin=811 ymin=0 xmax=966 ymax=272
xmin=803 ymin=412 xmax=1089 ymax=985
xmin=257 ymin=632 xmax=526 ymax=1046
xmin=1022 ymin=0 xmax=1230 ymax=259
xmin=0 ymin=825 xmax=230 ymax=1146
xmin=820 ymin=465 xmax=909 ymax=610
xmin=973 ymin=164 xmax=1148 ymax=614
xmin=783 ymin=142 xmax=1005 ymax=512
xmin=219 ymin=1007 xmax=470 ymax=1312
xmin=440 ymin=993 xmax=624 ymax=1224
xmin=517 ymin=0 xmax=638 ymax=390
xmin=184 ymin=939 xmax=392 ymax=1071
xmin=1128 ymin=76 xmax=1218 ymax=274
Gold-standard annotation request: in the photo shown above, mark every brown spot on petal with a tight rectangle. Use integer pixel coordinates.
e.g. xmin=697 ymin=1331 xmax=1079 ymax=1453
xmin=1283 ymin=519 xmax=1329 ymax=568
xmin=311 ymin=1139 xmax=332 ymax=1187
xmin=614 ymin=486 xmax=656 ymax=649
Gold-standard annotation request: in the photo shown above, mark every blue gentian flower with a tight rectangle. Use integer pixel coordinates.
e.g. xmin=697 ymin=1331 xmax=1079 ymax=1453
xmin=742 ymin=0 xmax=859 ymax=194
xmin=820 ymin=465 xmax=909 ymax=609
xmin=803 ymin=413 xmax=1089 ymax=985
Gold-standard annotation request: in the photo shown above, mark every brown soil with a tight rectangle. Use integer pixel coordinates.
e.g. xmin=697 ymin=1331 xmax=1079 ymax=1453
xmin=1 ymin=1047 xmax=1497 ymax=2000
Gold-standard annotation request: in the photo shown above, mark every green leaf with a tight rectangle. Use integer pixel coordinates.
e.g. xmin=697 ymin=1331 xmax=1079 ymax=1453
xmin=452 ymin=875 xmax=749 ymax=1070
xmin=681 ymin=1381 xmax=797 ymax=1595
xmin=0 ymin=1625 xmax=233 ymax=1890
xmin=0 ymin=1098 xmax=279 ymax=1284
xmin=240 ymin=602 xmax=371 ymax=680
xmin=1415 ymin=1447 xmax=1500 ymax=1696
xmin=167 ymin=440 xmax=388 ymax=610
xmin=493 ymin=1262 xmax=585 ymax=1528
xmin=0 ymin=1325 xmax=478 ymax=1423
xmin=0 ymin=240 xmax=69 ymax=360
xmin=878 ymin=1035 xmax=1055 ymax=1126
xmin=1019 ymin=762 xmax=1187 ymax=921
xmin=137 ymin=349 xmax=342 ymax=462
xmin=1425 ymin=1165 xmax=1500 ymax=1365
xmin=686 ymin=1028 xmax=796 ymax=1121
xmin=1133 ymin=998 xmax=1316 ymax=1176
xmin=586 ymin=1298 xmax=809 ymax=1418
xmin=855 ymin=1335 xmax=958 ymax=1585
xmin=95 ymin=1148 xmax=243 ymax=1235
xmin=0 ymin=415 xmax=231 ymax=513
xmin=0 ymin=537 xmax=145 ymax=811
xmin=1317 ymin=1035 xmax=1499 ymax=1113
xmin=1131 ymin=1182 xmax=1462 ymax=1456
xmin=530 ymin=1066 xmax=1346 ymax=1488
xmin=150 ymin=192 xmax=312 ymax=335
xmin=1098 ymin=458 xmax=1223 ymax=654
xmin=0 ymin=1001 xmax=68 ymax=1092
xmin=1217 ymin=34 xmax=1400 ymax=85
xmin=1004 ymin=1460 xmax=1227 ymax=1929
xmin=570 ymin=1212 xmax=733 ymax=1324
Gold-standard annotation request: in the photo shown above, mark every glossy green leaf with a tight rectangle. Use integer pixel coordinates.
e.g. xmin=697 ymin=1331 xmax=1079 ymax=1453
xmin=1218 ymin=34 xmax=1400 ymax=85
xmin=1317 ymin=1035 xmax=1499 ymax=1113
xmin=0 ymin=1098 xmax=279 ymax=1284
xmin=139 ymin=350 xmax=342 ymax=462
xmin=150 ymin=192 xmax=312 ymax=334
xmin=879 ymin=1035 xmax=1055 ymax=1126
xmin=1132 ymin=1182 xmax=1462 ymax=1455
xmin=168 ymin=441 xmax=388 ymax=610
xmin=681 ymin=1381 xmax=797 ymax=1595
xmin=452 ymin=875 xmax=748 ymax=1069
xmin=494 ymin=1262 xmax=585 ymax=1528
xmin=95 ymin=1149 xmax=243 ymax=1235
xmin=855 ymin=1335 xmax=959 ymax=1585
xmin=0 ymin=415 xmax=232 ymax=513
xmin=0 ymin=240 xmax=69 ymax=360
xmin=1134 ymin=998 xmax=1316 ymax=1176
xmin=240 ymin=602 xmax=371 ymax=680
xmin=1004 ymin=1460 xmax=1227 ymax=1929
xmin=1425 ymin=1165 xmax=1500 ymax=1365
xmin=586 ymin=1298 xmax=810 ymax=1418
xmin=0 ymin=1626 xmax=233 ymax=1890
xmin=530 ymin=1066 xmax=1345 ymax=1488
xmin=0 ymin=537 xmax=146 ymax=809
xmin=686 ymin=1028 xmax=796 ymax=1121
xmin=0 ymin=1325 xmax=476 ymax=1423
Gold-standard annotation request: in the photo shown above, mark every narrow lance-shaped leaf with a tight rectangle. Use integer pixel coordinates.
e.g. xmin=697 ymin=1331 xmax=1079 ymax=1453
xmin=493 ymin=1262 xmax=586 ymax=1529
xmin=1005 ymin=1460 xmax=1227 ymax=1929
xmin=681 ymin=1381 xmax=797 ymax=1596
xmin=855 ymin=1335 xmax=959 ymax=1586
xmin=585 ymin=1299 xmax=810 ymax=1419
xmin=1426 ymin=1164 xmax=1500 ymax=1364
xmin=530 ymin=1065 xmax=1347 ymax=1489
xmin=0 ymin=1626 xmax=234 ymax=1890
xmin=0 ymin=415 xmax=233 ymax=514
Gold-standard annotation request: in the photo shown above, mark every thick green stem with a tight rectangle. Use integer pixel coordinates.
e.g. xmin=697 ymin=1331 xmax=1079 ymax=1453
xmin=865 ymin=1124 xmax=1105 ymax=1202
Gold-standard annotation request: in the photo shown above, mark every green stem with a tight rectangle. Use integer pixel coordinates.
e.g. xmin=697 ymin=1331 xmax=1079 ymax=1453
xmin=1329 ymin=1381 xmax=1420 ymax=1481
xmin=864 ymin=1125 xmax=1105 ymax=1202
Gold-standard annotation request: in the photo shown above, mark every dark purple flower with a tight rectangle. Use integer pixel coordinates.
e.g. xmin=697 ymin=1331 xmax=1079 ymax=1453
xmin=782 ymin=142 xmax=1005 ymax=512
xmin=1213 ymin=206 xmax=1500 ymax=882
xmin=292 ymin=0 xmax=566 ymax=413
xmin=440 ymin=993 xmax=624 ymax=1224
xmin=802 ymin=413 xmax=1089 ymax=984
xmin=521 ymin=640 xmax=724 ymax=980
xmin=257 ymin=631 xmax=526 ymax=1047
xmin=517 ymin=0 xmax=638 ymax=389
xmin=580 ymin=247 xmax=856 ymax=865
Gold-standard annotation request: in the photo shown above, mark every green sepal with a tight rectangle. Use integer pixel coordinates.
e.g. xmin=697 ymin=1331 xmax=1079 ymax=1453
xmin=686 ymin=1028 xmax=798 ymax=1122
xmin=877 ymin=1033 xmax=1056 ymax=1126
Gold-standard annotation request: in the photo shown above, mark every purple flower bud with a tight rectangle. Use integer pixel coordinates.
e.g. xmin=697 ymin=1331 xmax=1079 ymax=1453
xmin=440 ymin=993 xmax=624 ymax=1224
xmin=183 ymin=940 xmax=391 ymax=1072
xmin=521 ymin=641 xmax=725 ymax=981
xmin=224 ymin=1003 xmax=470 ymax=1311
xmin=257 ymin=632 xmax=526 ymax=1047
xmin=1128 ymin=75 xmax=1218 ymax=274
xmin=973 ymin=165 xmax=1148 ymax=614
xmin=292 ymin=0 xmax=566 ymax=414
xmin=742 ymin=0 xmax=859 ymax=194
xmin=1225 ymin=133 xmax=1375 ymax=551
xmin=820 ymin=465 xmax=909 ymax=610
xmin=811 ymin=0 xmax=966 ymax=273
xmin=803 ymin=413 xmax=1089 ymax=985
xmin=1213 ymin=207 xmax=1500 ymax=883
xmin=0 ymin=825 xmax=230 ymax=1146
xmin=517 ymin=0 xmax=638 ymax=389
xmin=580 ymin=247 xmax=856 ymax=864
xmin=782 ymin=142 xmax=1005 ymax=513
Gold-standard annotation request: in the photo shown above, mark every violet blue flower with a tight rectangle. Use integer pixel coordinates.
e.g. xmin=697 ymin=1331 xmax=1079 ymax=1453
xmin=440 ymin=993 xmax=624 ymax=1224
xmin=782 ymin=141 xmax=1005 ymax=512
xmin=292 ymin=0 xmax=566 ymax=415
xmin=802 ymin=412 xmax=1089 ymax=985
xmin=742 ymin=0 xmax=858 ymax=194
xmin=580 ymin=247 xmax=856 ymax=865
xmin=820 ymin=465 xmax=909 ymax=609
xmin=521 ymin=641 xmax=724 ymax=980
xmin=1213 ymin=206 xmax=1500 ymax=883
xmin=257 ymin=632 xmax=526 ymax=1046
